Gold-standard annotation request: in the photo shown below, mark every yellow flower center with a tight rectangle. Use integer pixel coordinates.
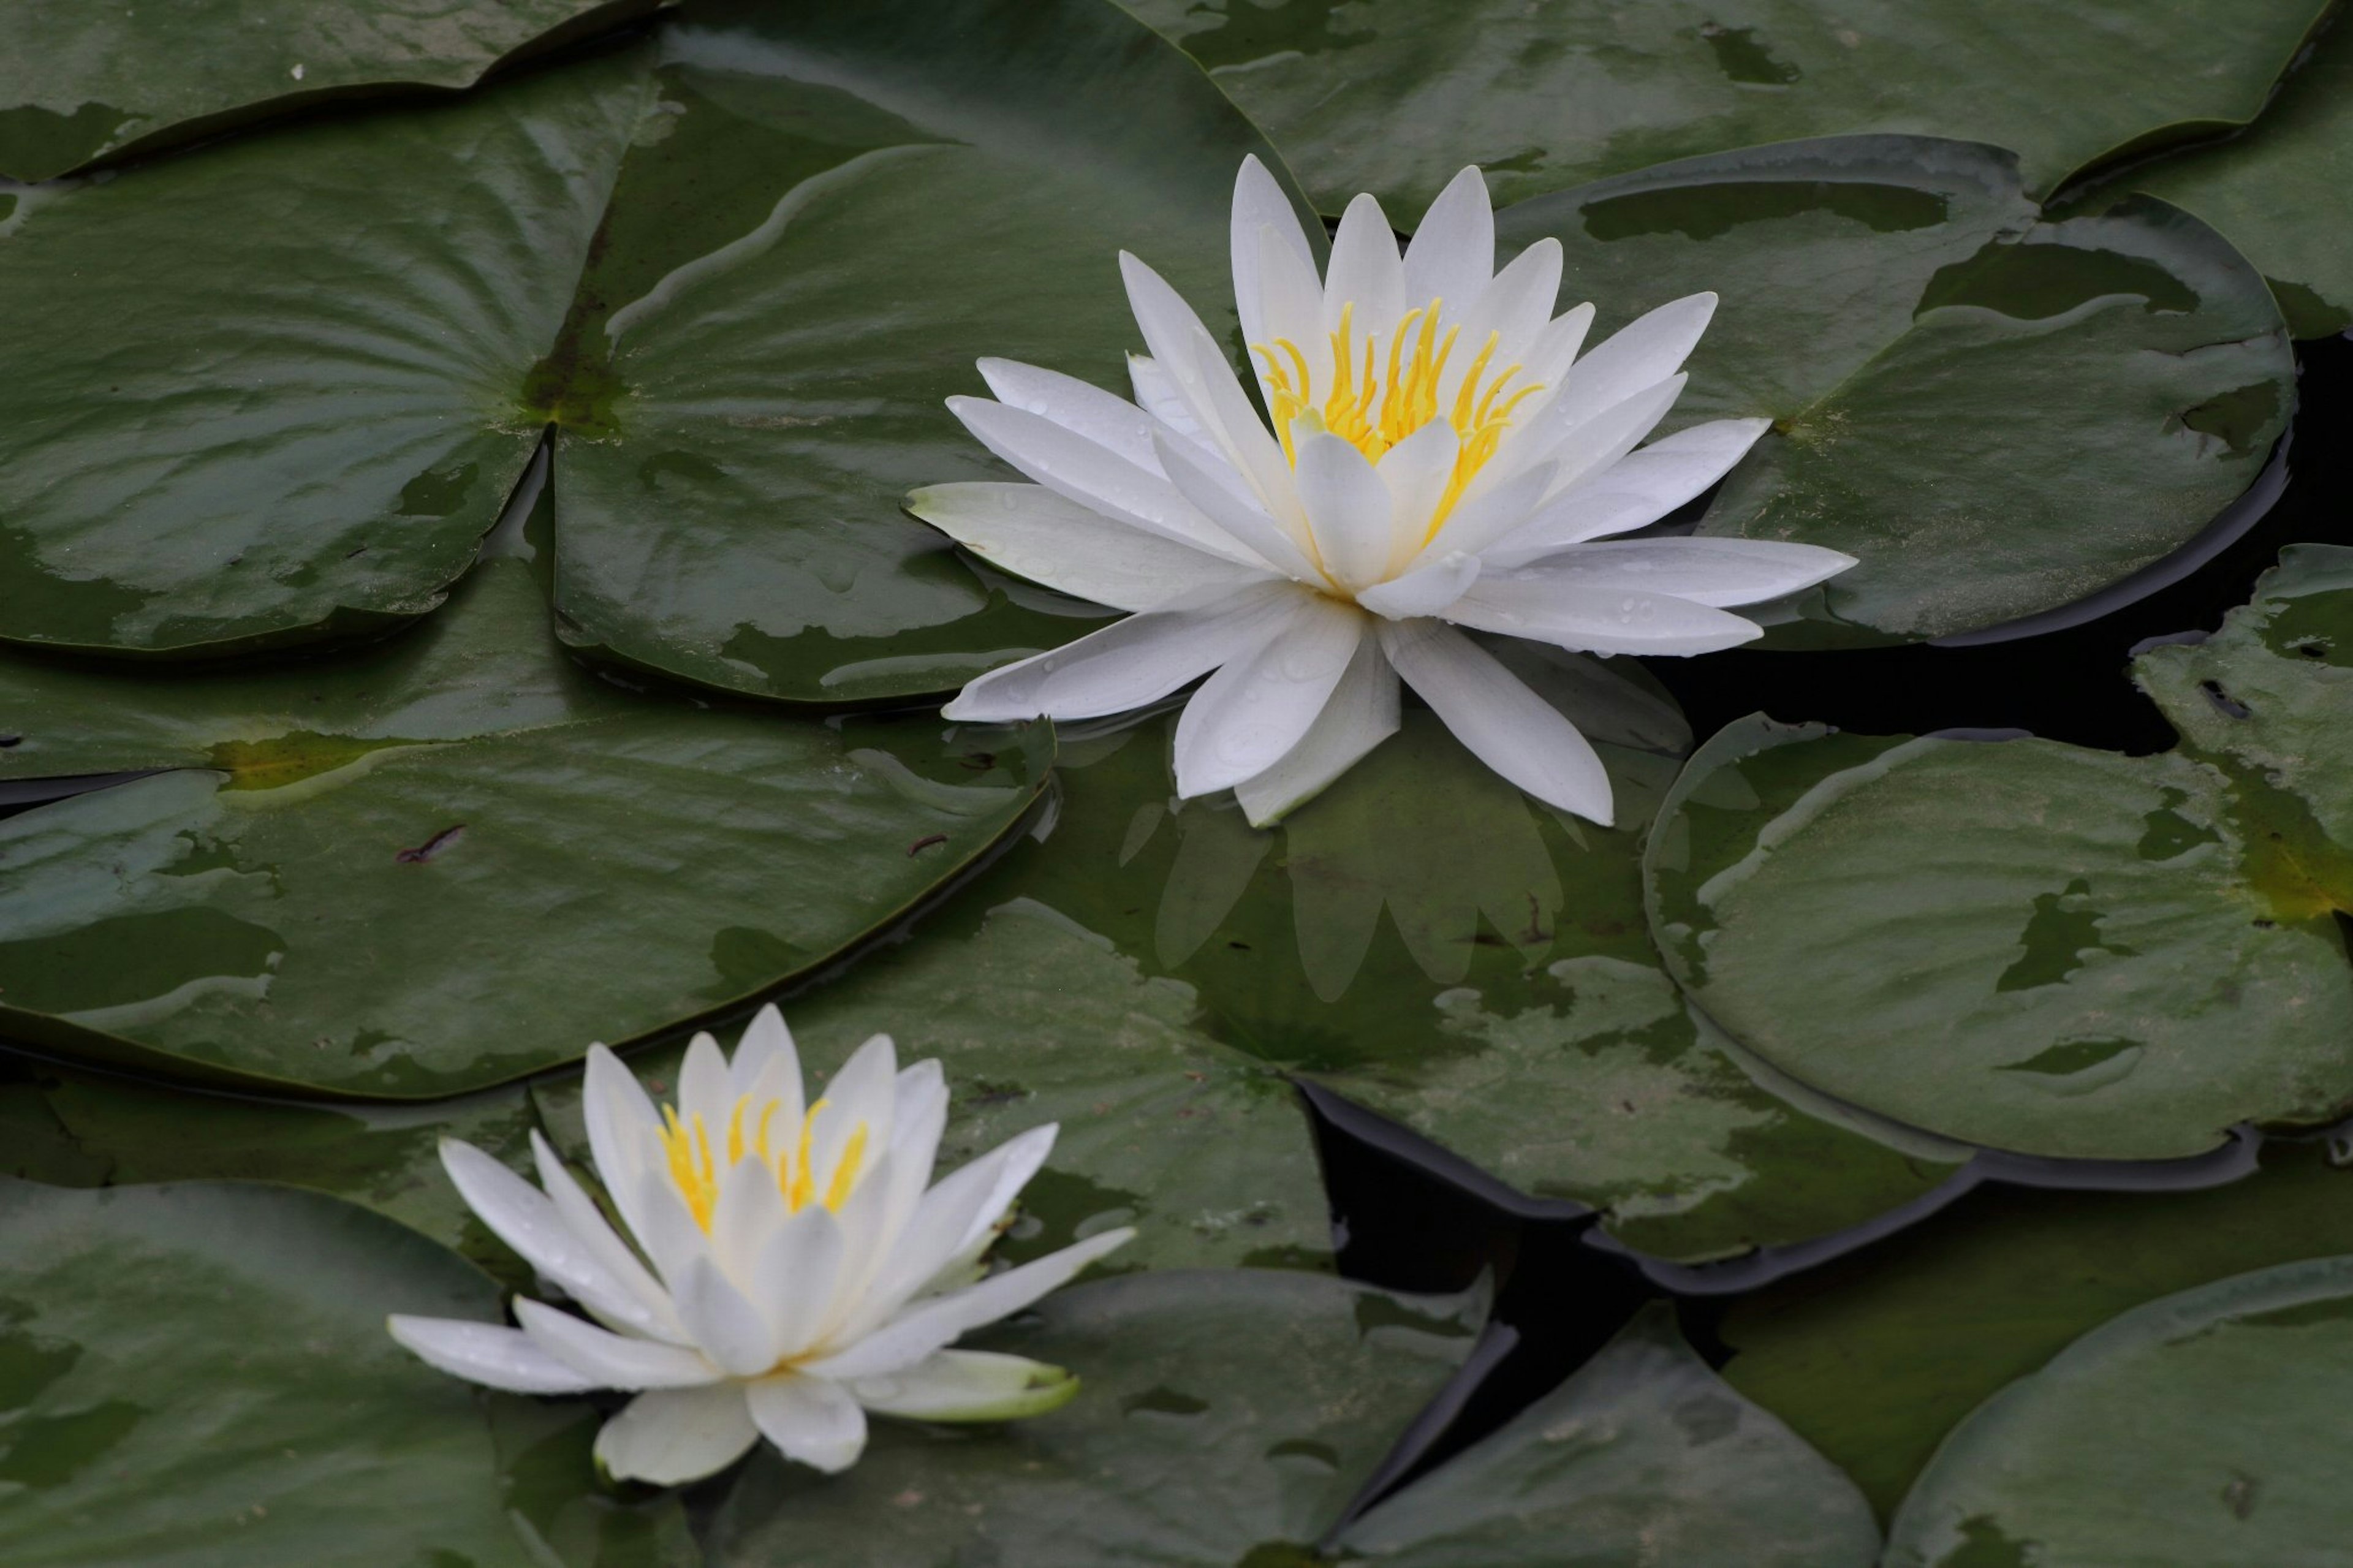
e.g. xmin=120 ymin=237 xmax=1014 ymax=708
xmin=1254 ymin=297 xmax=1544 ymax=540
xmin=656 ymin=1093 xmax=870 ymax=1233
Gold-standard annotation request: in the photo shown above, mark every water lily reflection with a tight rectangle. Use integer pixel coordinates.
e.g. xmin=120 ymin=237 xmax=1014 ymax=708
xmin=389 ymin=1007 xmax=1130 ymax=1484
xmin=919 ymin=158 xmax=1851 ymax=826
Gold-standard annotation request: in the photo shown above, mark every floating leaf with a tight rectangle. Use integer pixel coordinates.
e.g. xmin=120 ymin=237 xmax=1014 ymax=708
xmin=0 ymin=1180 xmax=539 ymax=1566
xmin=0 ymin=0 xmax=661 ymax=181
xmin=0 ymin=561 xmax=1048 ymax=1097
xmin=1495 ymin=137 xmax=2292 ymax=645
xmin=1335 ymin=1308 xmax=1879 ymax=1566
xmin=1885 ymin=1255 xmax=2353 ymax=1564
xmin=1646 ymin=545 xmax=2353 ymax=1158
xmin=1112 ymin=0 xmax=2332 ymax=213
xmin=703 ymin=1269 xmax=1479 ymax=1565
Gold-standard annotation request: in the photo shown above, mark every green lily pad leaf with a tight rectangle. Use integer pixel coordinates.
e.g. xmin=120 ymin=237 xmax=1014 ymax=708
xmin=703 ymin=1269 xmax=1479 ymax=1565
xmin=0 ymin=1051 xmax=542 ymax=1284
xmin=0 ymin=0 xmax=661 ymax=181
xmin=1335 ymin=1307 xmax=1878 ymax=1565
xmin=1722 ymin=1138 xmax=2353 ymax=1519
xmin=1884 ymin=1256 xmax=2353 ymax=1564
xmin=1112 ymin=0 xmax=2332 ymax=213
xmin=490 ymin=1398 xmax=703 ymax=1568
xmin=0 ymin=1178 xmax=537 ymax=1566
xmin=540 ymin=0 xmax=1290 ymax=700
xmin=1493 ymin=137 xmax=2292 ymax=646
xmin=0 ymin=559 xmax=1049 ymax=1098
xmin=0 ymin=47 xmax=651 ymax=657
xmin=536 ymin=895 xmax=1334 ymax=1273
xmin=1646 ymin=547 xmax=2353 ymax=1158
xmin=2121 ymin=17 xmax=2353 ymax=339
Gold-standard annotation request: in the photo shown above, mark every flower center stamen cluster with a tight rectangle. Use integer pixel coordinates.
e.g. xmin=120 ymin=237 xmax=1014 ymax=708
xmin=657 ymin=1093 xmax=869 ymax=1231
xmin=1254 ymin=296 xmax=1544 ymax=538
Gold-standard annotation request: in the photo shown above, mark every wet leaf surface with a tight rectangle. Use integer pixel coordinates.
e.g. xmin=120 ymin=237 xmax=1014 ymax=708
xmin=0 ymin=0 xmax=657 ymax=181
xmin=1112 ymin=0 xmax=2332 ymax=213
xmin=0 ymin=561 xmax=1048 ymax=1097
xmin=702 ymin=1269 xmax=1479 ymax=1566
xmin=1884 ymin=1253 xmax=2353 ymax=1564
xmin=1646 ymin=547 xmax=2353 ymax=1157
xmin=1497 ymin=137 xmax=2293 ymax=645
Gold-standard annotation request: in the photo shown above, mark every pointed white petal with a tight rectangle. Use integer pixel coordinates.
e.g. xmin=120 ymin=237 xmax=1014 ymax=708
xmin=1415 ymin=459 xmax=1558 ymax=564
xmin=1324 ymin=191 xmax=1406 ymax=336
xmin=848 ymin=1350 xmax=1080 ymax=1423
xmin=1437 ymin=237 xmax=1563 ymax=411
xmin=1378 ymin=619 xmax=1615 ymax=824
xmin=388 ymin=1313 xmax=601 ymax=1394
xmin=942 ymin=581 xmax=1302 ymax=723
xmin=1403 ymin=166 xmax=1494 ymax=319
xmin=1172 ymin=594 xmax=1366 ymax=797
xmin=1549 ymin=292 xmax=1718 ymax=431
xmin=676 ymin=1255 xmax=779 ymax=1377
xmin=1519 ymin=374 xmax=1689 ymax=501
xmin=1231 ymin=153 xmax=1318 ymax=354
xmin=584 ymin=1043 xmax=662 ymax=1246
xmin=528 ymin=1132 xmax=689 ymax=1344
xmin=1356 ymin=550 xmax=1480 ymax=619
xmin=1153 ymin=428 xmax=1321 ymax=580
xmin=1129 ymin=354 xmax=1214 ymax=454
xmin=1234 ymin=627 xmax=1400 ymax=827
xmin=595 ymin=1385 xmax=761 ymax=1486
xmin=1484 ymin=417 xmax=1771 ymax=561
xmin=819 ymin=1147 xmax=900 ymax=1326
xmin=883 ymin=1062 xmax=951 ymax=1244
xmin=859 ymin=1124 xmax=1061 ymax=1336
xmin=1501 ymin=538 xmax=1856 ymax=607
xmin=803 ymin=1227 xmax=1136 ymax=1384
xmin=1251 ymin=220 xmax=1331 ymax=409
xmin=439 ymin=1139 xmax=662 ymax=1341
xmin=746 ymin=1375 xmax=868 ymax=1474
xmin=810 ymin=1033 xmax=898 ymax=1194
xmin=513 ymin=1299 xmax=721 ymax=1390
xmin=1372 ymin=420 xmax=1460 ymax=575
xmin=729 ymin=1004 xmax=797 ymax=1099
xmin=1121 ymin=252 xmax=1302 ymax=525
xmin=1294 ymin=431 xmax=1396 ymax=589
xmin=629 ymin=1167 xmax=712 ymax=1298
xmin=911 ymin=482 xmax=1271 ymax=611
xmin=946 ymin=395 xmax=1240 ymax=557
xmin=1517 ymin=303 xmax=1597 ymax=396
xmin=676 ymin=1032 xmax=731 ymax=1127
xmin=752 ymin=1202 xmax=847 ymax=1362
xmin=977 ymin=357 xmax=1162 ymax=472
xmin=711 ymin=1149 xmax=790 ymax=1284
xmin=1446 ymin=572 xmax=1768 ymax=655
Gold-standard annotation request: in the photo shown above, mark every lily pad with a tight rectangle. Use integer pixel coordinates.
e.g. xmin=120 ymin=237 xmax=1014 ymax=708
xmin=2123 ymin=14 xmax=2353 ymax=339
xmin=1113 ymin=0 xmax=2332 ymax=213
xmin=0 ymin=46 xmax=650 ymax=657
xmin=1495 ymin=137 xmax=2292 ymax=645
xmin=1645 ymin=547 xmax=2353 ymax=1158
xmin=542 ymin=0 xmax=1289 ymax=700
xmin=0 ymin=559 xmax=1049 ymax=1098
xmin=703 ymin=1268 xmax=1480 ymax=1565
xmin=1885 ymin=1255 xmax=2353 ymax=1564
xmin=0 ymin=1179 xmax=533 ymax=1566
xmin=535 ymin=895 xmax=1335 ymax=1274
xmin=0 ymin=0 xmax=661 ymax=181
xmin=1335 ymin=1307 xmax=1879 ymax=1566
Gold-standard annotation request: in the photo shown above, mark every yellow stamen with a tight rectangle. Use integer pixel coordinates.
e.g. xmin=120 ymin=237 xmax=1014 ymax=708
xmin=1249 ymin=296 xmax=1541 ymax=536
xmin=653 ymin=1088 xmax=876 ymax=1232
xmin=823 ymin=1124 xmax=870 ymax=1213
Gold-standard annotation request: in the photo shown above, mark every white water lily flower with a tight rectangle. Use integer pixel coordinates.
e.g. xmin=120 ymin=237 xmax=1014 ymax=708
xmin=919 ymin=158 xmax=1856 ymax=827
xmin=388 ymin=1006 xmax=1131 ymax=1485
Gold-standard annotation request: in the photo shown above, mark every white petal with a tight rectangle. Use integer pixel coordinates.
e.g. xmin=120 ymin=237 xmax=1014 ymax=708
xmin=1153 ymin=428 xmax=1321 ymax=580
xmin=1415 ymin=459 xmax=1558 ymax=564
xmin=1294 ymin=431 xmax=1396 ymax=589
xmin=630 ymin=1167 xmax=713 ymax=1298
xmin=1233 ymin=626 xmax=1400 ymax=827
xmin=1516 ymin=303 xmax=1597 ymax=398
xmin=978 ymin=357 xmax=1162 ymax=472
xmin=946 ymin=395 xmax=1241 ymax=558
xmin=1503 ymin=538 xmax=1855 ymax=607
xmin=1548 ymin=292 xmax=1718 ymax=432
xmin=529 ymin=1132 xmax=688 ymax=1344
xmin=746 ymin=1375 xmax=868 ymax=1474
xmin=1521 ymin=374 xmax=1689 ymax=501
xmin=810 ymin=1032 xmax=898 ymax=1194
xmin=712 ymin=1148 xmax=790 ymax=1284
xmin=584 ymin=1044 xmax=662 ymax=1247
xmin=856 ymin=1124 xmax=1059 ymax=1338
xmin=1172 ymin=594 xmax=1367 ymax=796
xmin=676 ymin=1032 xmax=731 ymax=1128
xmin=1323 ymin=191 xmax=1406 ymax=337
xmin=677 ymin=1255 xmax=779 ymax=1377
xmin=438 ymin=1139 xmax=663 ymax=1341
xmin=883 ymin=1062 xmax=950 ymax=1246
xmin=1446 ymin=572 xmax=1768 ymax=655
xmin=1483 ymin=417 xmax=1771 ymax=562
xmin=1250 ymin=219 xmax=1331 ymax=410
xmin=729 ymin=1004 xmax=798 ymax=1100
xmin=911 ymin=482 xmax=1272 ymax=612
xmin=388 ymin=1312 xmax=601 ymax=1395
xmin=817 ymin=1146 xmax=900 ymax=1327
xmin=752 ymin=1203 xmax=847 ymax=1361
xmin=1402 ymin=166 xmax=1494 ymax=319
xmin=1373 ymin=419 xmax=1460 ymax=574
xmin=1230 ymin=153 xmax=1318 ymax=356
xmin=1121 ymin=252 xmax=1302 ymax=526
xmin=595 ymin=1385 xmax=760 ymax=1486
xmin=849 ymin=1350 xmax=1080 ymax=1423
xmin=941 ymin=580 xmax=1302 ymax=722
xmin=1128 ymin=354 xmax=1214 ymax=454
xmin=1436 ymin=238 xmax=1563 ymax=411
xmin=1378 ymin=619 xmax=1615 ymax=824
xmin=1356 ymin=550 xmax=1480 ymax=619
xmin=513 ymin=1299 xmax=721 ymax=1390
xmin=803 ymin=1227 xmax=1135 ymax=1384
